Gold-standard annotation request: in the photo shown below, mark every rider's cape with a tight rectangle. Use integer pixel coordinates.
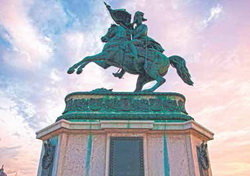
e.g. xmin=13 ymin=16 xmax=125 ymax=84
xmin=146 ymin=37 xmax=165 ymax=53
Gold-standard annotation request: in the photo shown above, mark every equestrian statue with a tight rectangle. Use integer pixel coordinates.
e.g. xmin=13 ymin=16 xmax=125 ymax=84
xmin=67 ymin=2 xmax=193 ymax=92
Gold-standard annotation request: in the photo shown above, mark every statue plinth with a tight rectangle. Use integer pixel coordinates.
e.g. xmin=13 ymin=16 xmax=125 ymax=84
xmin=57 ymin=90 xmax=193 ymax=122
xmin=36 ymin=119 xmax=213 ymax=176
xmin=36 ymin=90 xmax=213 ymax=176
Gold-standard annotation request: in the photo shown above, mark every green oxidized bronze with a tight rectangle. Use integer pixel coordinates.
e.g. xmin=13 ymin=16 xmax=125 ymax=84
xmin=67 ymin=2 xmax=193 ymax=92
xmin=56 ymin=89 xmax=193 ymax=122
xmin=62 ymin=3 xmax=194 ymax=122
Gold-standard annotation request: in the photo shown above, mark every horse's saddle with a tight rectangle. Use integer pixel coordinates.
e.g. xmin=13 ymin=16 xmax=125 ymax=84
xmin=135 ymin=47 xmax=160 ymax=59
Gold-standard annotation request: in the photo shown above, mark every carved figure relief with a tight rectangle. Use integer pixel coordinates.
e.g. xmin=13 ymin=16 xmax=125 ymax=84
xmin=197 ymin=141 xmax=210 ymax=176
xmin=41 ymin=139 xmax=56 ymax=176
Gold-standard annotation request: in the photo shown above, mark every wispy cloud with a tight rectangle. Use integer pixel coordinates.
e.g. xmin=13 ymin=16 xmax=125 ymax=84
xmin=0 ymin=0 xmax=52 ymax=69
xmin=202 ymin=4 xmax=223 ymax=28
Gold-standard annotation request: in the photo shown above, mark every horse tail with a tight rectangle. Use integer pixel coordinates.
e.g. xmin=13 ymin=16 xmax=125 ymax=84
xmin=169 ymin=55 xmax=194 ymax=86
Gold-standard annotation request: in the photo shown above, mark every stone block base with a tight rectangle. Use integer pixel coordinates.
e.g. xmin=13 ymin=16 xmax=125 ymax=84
xmin=36 ymin=120 xmax=213 ymax=176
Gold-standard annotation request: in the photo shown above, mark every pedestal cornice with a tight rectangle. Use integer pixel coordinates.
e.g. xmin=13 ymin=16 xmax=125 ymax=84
xmin=36 ymin=120 xmax=214 ymax=141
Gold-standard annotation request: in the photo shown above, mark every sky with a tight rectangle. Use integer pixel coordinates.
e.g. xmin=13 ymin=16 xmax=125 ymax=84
xmin=0 ymin=0 xmax=250 ymax=175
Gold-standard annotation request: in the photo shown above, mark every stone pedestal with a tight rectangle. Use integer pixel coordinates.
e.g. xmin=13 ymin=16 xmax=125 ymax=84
xmin=36 ymin=91 xmax=214 ymax=176
xmin=36 ymin=120 xmax=213 ymax=176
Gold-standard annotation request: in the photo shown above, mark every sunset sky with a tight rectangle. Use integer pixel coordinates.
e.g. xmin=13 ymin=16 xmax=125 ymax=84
xmin=0 ymin=0 xmax=250 ymax=175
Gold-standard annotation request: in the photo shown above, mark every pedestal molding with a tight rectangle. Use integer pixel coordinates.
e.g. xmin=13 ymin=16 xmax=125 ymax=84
xmin=36 ymin=120 xmax=214 ymax=140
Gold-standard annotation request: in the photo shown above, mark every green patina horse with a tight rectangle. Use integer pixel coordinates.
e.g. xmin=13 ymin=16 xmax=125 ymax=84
xmin=67 ymin=24 xmax=193 ymax=92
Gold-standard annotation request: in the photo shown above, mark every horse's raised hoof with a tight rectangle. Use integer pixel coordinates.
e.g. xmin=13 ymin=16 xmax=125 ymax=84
xmin=67 ymin=68 xmax=75 ymax=74
xmin=76 ymin=68 xmax=83 ymax=74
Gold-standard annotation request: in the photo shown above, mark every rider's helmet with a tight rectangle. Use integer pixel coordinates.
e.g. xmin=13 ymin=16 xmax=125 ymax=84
xmin=133 ymin=11 xmax=147 ymax=24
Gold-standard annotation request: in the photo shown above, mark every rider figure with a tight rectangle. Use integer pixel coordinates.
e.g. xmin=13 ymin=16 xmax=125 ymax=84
xmin=113 ymin=11 xmax=165 ymax=78
xmin=132 ymin=11 xmax=164 ymax=53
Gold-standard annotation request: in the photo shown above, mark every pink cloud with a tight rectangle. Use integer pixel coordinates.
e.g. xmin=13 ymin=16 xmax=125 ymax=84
xmin=0 ymin=0 xmax=52 ymax=70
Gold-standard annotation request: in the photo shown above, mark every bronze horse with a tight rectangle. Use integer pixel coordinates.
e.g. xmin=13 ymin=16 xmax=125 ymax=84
xmin=67 ymin=24 xmax=193 ymax=92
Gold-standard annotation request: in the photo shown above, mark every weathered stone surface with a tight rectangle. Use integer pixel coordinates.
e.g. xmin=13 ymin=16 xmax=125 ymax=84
xmin=57 ymin=91 xmax=193 ymax=122
xmin=147 ymin=134 xmax=164 ymax=176
xmin=36 ymin=120 xmax=214 ymax=176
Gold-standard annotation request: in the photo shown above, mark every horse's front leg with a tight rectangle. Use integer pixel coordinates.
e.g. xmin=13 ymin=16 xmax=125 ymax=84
xmin=67 ymin=52 xmax=107 ymax=74
xmin=67 ymin=60 xmax=85 ymax=74
xmin=76 ymin=52 xmax=108 ymax=74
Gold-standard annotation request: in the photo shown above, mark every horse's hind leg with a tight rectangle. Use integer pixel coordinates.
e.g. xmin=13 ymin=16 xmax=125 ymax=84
xmin=143 ymin=67 xmax=166 ymax=92
xmin=143 ymin=75 xmax=165 ymax=92
xmin=134 ymin=75 xmax=151 ymax=92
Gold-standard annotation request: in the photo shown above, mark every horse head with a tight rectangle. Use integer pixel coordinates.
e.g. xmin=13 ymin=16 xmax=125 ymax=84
xmin=101 ymin=24 xmax=118 ymax=43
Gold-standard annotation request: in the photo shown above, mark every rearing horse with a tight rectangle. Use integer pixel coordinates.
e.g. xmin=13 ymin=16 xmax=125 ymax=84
xmin=67 ymin=24 xmax=193 ymax=92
